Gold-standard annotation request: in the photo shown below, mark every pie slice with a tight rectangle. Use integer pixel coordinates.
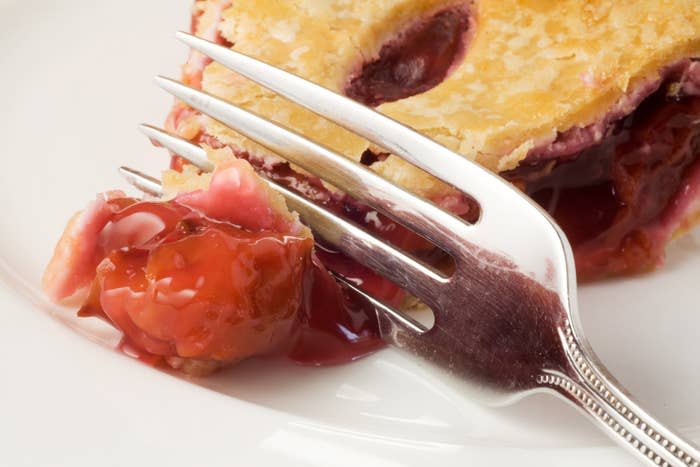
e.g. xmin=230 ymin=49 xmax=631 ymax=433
xmin=171 ymin=0 xmax=700 ymax=280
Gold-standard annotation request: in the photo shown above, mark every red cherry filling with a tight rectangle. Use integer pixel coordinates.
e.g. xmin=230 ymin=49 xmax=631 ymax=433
xmin=506 ymin=73 xmax=700 ymax=279
xmin=345 ymin=6 xmax=472 ymax=107
xmin=71 ymin=200 xmax=383 ymax=365
xmin=43 ymin=155 xmax=396 ymax=369
xmin=79 ymin=201 xmax=314 ymax=365
xmin=288 ymin=256 xmax=384 ymax=365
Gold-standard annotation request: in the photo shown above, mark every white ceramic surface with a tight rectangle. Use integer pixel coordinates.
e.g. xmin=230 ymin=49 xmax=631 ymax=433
xmin=0 ymin=1 xmax=698 ymax=466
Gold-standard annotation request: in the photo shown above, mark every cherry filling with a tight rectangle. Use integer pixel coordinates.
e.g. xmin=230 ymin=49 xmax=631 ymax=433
xmin=288 ymin=255 xmax=384 ymax=365
xmin=505 ymin=76 xmax=700 ymax=279
xmin=345 ymin=7 xmax=472 ymax=107
xmin=75 ymin=199 xmax=387 ymax=368
xmin=78 ymin=201 xmax=310 ymax=362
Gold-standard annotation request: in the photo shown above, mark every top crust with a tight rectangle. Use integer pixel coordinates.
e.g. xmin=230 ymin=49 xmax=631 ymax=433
xmin=190 ymin=0 xmax=700 ymax=198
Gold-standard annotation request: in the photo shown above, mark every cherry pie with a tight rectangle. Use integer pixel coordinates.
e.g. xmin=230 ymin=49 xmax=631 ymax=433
xmin=172 ymin=0 xmax=700 ymax=280
xmin=44 ymin=0 xmax=700 ymax=373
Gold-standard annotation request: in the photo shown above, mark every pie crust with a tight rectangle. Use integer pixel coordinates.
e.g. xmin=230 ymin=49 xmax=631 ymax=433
xmin=171 ymin=0 xmax=700 ymax=279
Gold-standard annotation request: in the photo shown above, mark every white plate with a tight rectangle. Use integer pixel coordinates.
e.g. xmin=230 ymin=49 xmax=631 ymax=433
xmin=0 ymin=1 xmax=698 ymax=466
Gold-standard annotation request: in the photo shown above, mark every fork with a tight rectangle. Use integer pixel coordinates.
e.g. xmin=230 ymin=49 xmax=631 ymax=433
xmin=121 ymin=31 xmax=700 ymax=467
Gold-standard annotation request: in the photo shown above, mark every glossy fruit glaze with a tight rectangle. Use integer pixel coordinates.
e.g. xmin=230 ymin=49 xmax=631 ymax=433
xmin=506 ymin=78 xmax=700 ymax=279
xmin=76 ymin=198 xmax=388 ymax=369
xmin=345 ymin=6 xmax=472 ymax=107
xmin=77 ymin=199 xmax=306 ymax=362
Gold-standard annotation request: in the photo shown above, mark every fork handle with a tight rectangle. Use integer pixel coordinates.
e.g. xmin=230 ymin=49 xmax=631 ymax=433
xmin=540 ymin=323 xmax=699 ymax=467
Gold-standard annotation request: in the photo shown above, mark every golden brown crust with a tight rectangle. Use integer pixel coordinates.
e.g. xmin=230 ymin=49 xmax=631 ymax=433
xmin=182 ymin=0 xmax=700 ymax=201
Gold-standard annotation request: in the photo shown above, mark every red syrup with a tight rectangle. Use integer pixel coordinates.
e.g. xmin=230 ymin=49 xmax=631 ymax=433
xmin=505 ymin=80 xmax=700 ymax=279
xmin=345 ymin=7 xmax=472 ymax=106
xmin=288 ymin=254 xmax=384 ymax=365
xmin=76 ymin=199 xmax=388 ymax=367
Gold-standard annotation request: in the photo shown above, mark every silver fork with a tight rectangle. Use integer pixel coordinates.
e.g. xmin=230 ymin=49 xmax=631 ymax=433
xmin=121 ymin=31 xmax=700 ymax=467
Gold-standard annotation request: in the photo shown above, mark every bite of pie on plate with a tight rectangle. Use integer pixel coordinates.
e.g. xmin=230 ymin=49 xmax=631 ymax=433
xmin=44 ymin=0 xmax=700 ymax=373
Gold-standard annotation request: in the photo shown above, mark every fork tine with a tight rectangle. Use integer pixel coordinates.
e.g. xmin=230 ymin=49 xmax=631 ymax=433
xmin=174 ymin=31 xmax=575 ymax=292
xmin=155 ymin=76 xmax=473 ymax=254
xmin=175 ymin=31 xmax=523 ymax=208
xmin=118 ymin=167 xmax=163 ymax=196
xmin=121 ymin=162 xmax=448 ymax=309
xmin=139 ymin=124 xmax=214 ymax=171
xmin=139 ymin=126 xmax=211 ymax=171
xmin=330 ymin=271 xmax=427 ymax=334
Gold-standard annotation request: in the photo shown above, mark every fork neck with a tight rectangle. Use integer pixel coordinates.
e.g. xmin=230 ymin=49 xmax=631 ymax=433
xmin=540 ymin=319 xmax=700 ymax=467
